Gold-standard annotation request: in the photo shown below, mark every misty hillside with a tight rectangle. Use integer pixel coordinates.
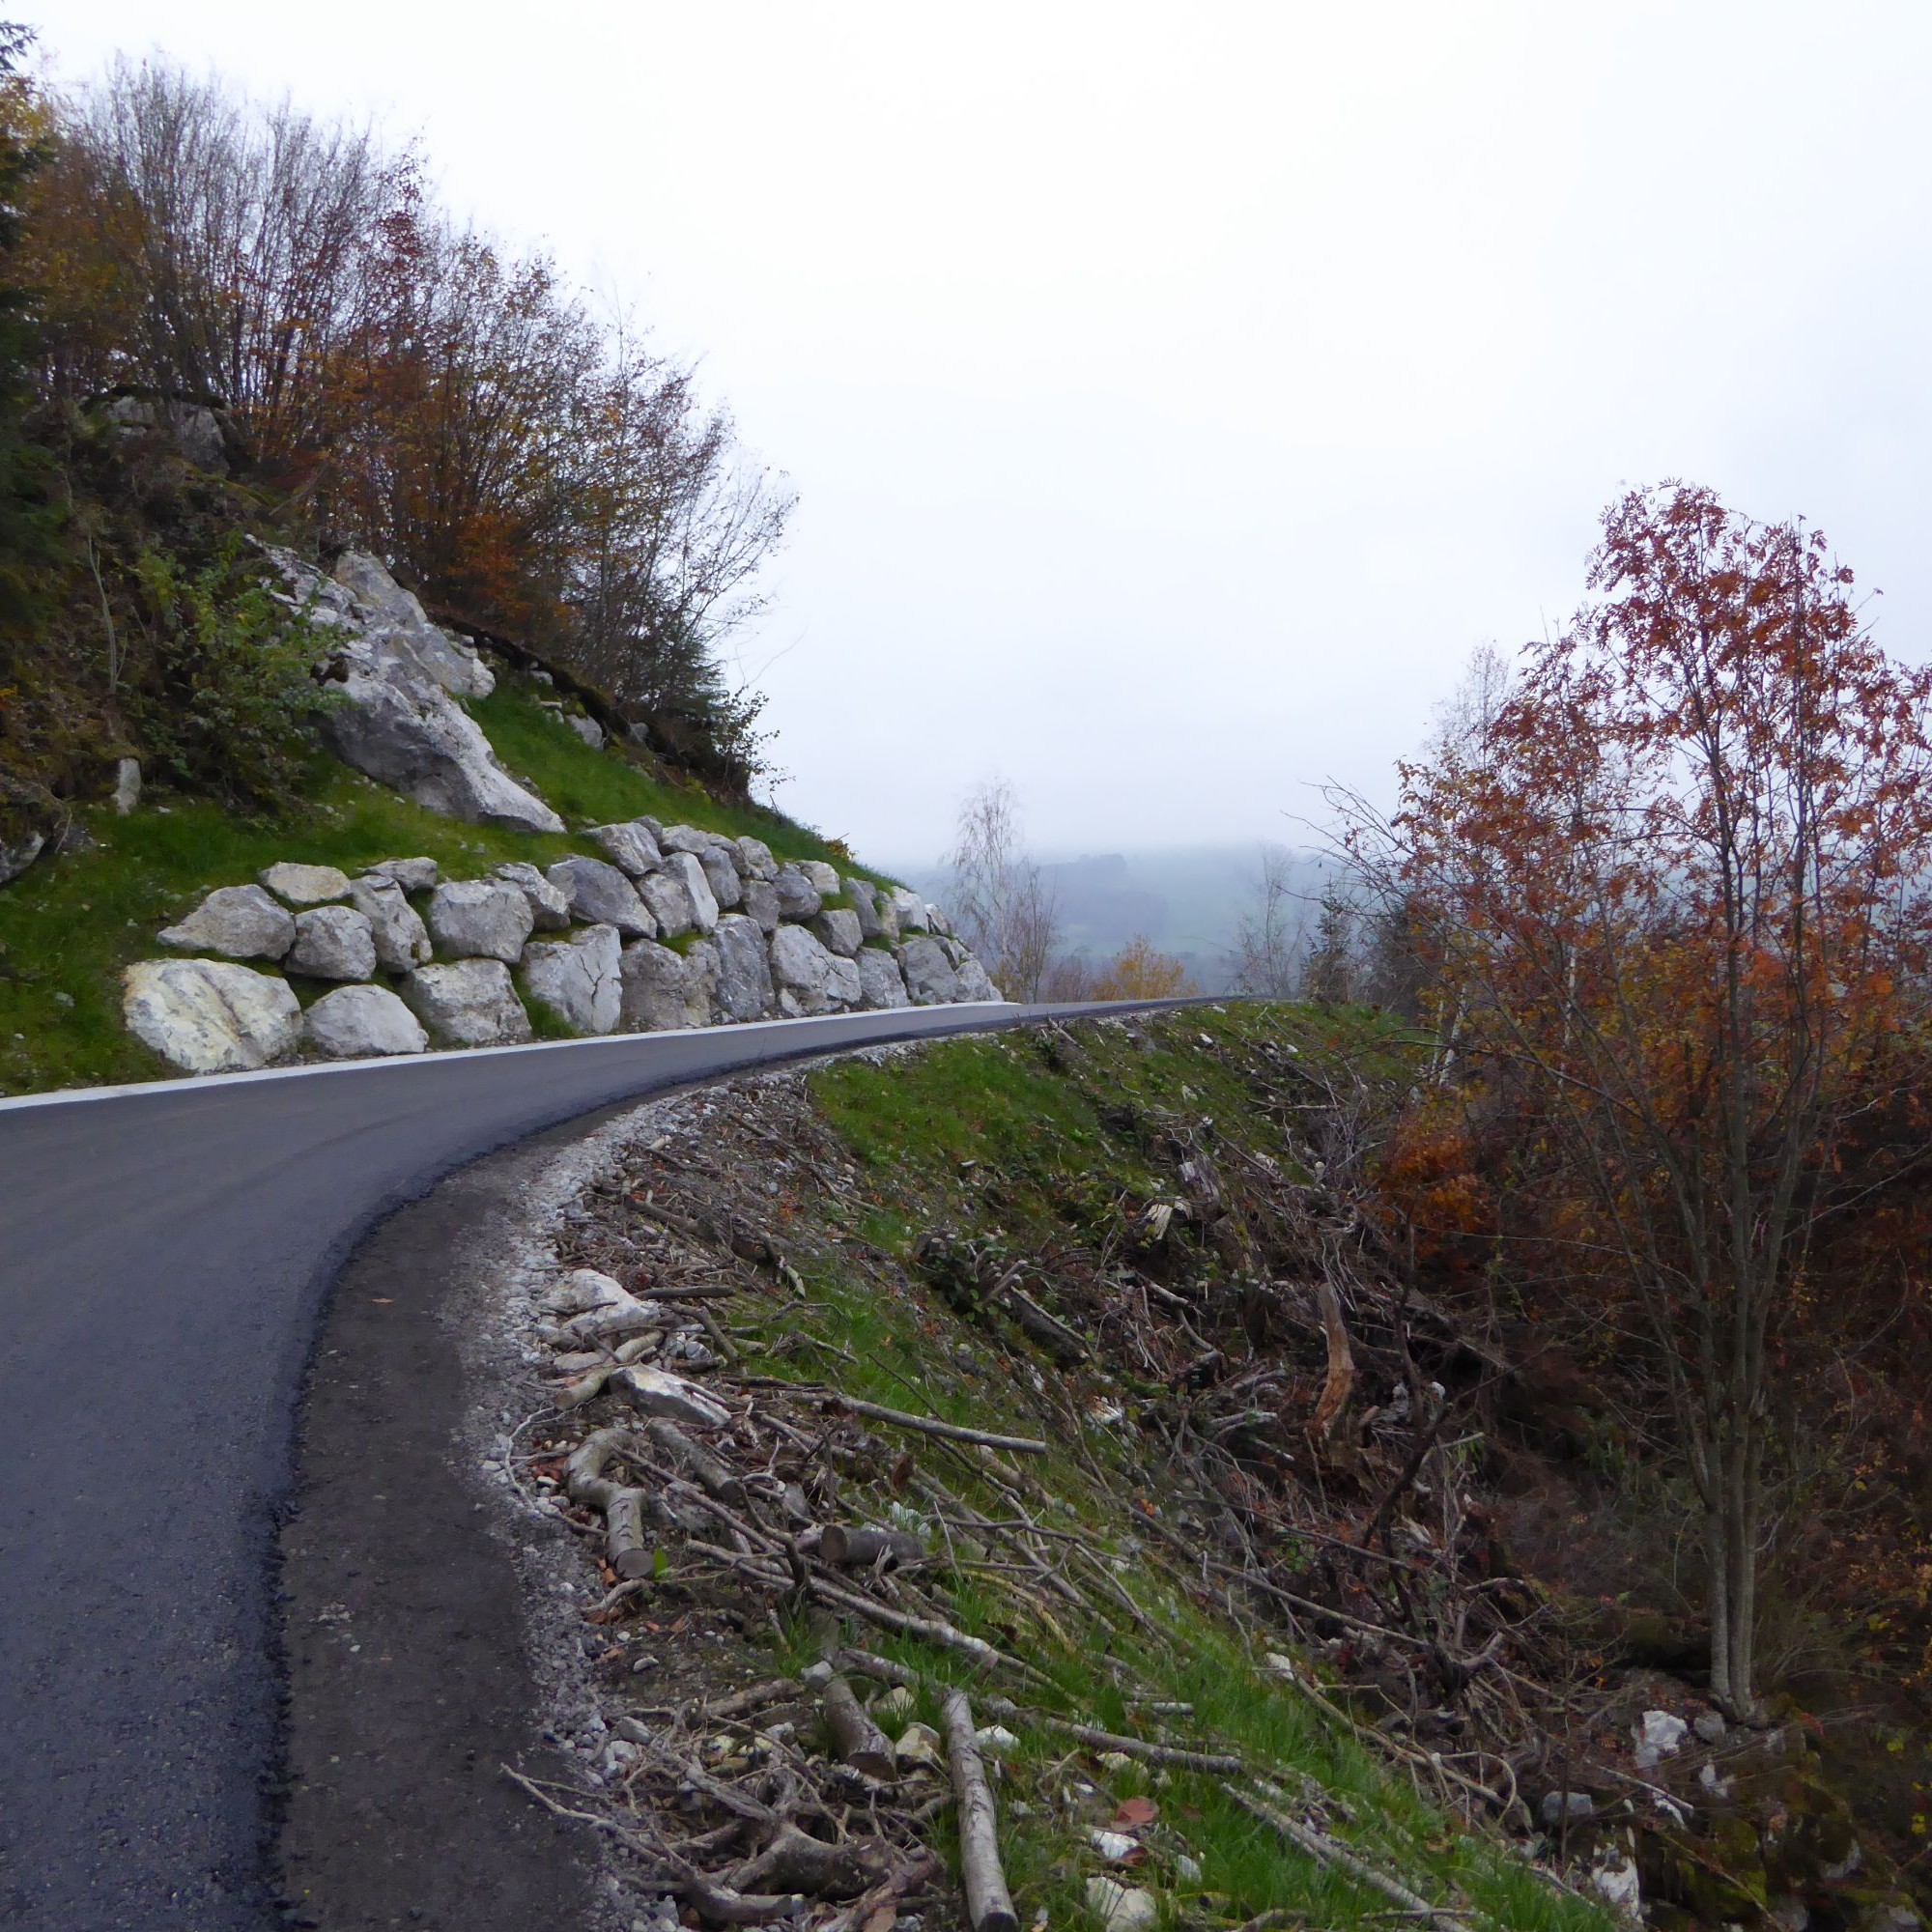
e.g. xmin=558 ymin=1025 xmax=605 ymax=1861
xmin=900 ymin=844 xmax=1339 ymax=991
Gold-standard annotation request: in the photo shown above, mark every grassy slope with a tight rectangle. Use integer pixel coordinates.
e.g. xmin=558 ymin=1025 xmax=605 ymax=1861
xmin=720 ymin=1007 xmax=1608 ymax=1932
xmin=0 ymin=681 xmax=895 ymax=1096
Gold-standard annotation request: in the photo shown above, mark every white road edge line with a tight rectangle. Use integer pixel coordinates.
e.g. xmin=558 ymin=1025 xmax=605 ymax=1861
xmin=0 ymin=1003 xmax=1017 ymax=1116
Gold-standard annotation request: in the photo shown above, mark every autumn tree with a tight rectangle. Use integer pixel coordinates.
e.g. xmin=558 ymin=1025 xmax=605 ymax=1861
xmin=1092 ymin=935 xmax=1193 ymax=1001
xmin=1352 ymin=484 xmax=1932 ymax=1714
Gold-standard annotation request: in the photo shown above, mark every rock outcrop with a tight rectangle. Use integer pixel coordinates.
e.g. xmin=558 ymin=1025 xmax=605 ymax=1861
xmin=257 ymin=544 xmax=564 ymax=835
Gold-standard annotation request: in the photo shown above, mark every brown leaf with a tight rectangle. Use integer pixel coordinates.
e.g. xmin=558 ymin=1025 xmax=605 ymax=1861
xmin=1113 ymin=1796 xmax=1158 ymax=1829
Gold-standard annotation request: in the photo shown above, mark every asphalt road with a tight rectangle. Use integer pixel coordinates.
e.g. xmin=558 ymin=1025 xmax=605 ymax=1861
xmin=0 ymin=1000 xmax=1174 ymax=1931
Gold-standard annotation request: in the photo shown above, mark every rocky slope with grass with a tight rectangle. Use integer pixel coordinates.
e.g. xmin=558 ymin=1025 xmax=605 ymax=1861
xmin=0 ymin=428 xmax=997 ymax=1092
xmin=415 ymin=1005 xmax=1926 ymax=1932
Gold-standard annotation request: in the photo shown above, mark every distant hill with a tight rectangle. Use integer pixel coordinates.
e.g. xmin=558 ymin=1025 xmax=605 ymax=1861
xmin=899 ymin=842 xmax=1339 ymax=992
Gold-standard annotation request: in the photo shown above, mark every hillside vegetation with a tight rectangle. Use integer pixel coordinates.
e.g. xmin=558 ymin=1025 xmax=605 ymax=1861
xmin=509 ymin=1003 xmax=1929 ymax=1930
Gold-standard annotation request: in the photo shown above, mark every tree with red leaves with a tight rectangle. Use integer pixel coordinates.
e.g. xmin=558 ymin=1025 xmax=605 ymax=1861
xmin=1352 ymin=483 xmax=1932 ymax=1714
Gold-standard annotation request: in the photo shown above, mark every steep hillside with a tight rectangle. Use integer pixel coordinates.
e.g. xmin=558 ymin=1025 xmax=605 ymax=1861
xmin=471 ymin=1006 xmax=1928 ymax=1932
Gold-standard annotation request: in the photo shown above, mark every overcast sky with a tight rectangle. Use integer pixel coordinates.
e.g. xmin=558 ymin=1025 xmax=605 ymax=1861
xmin=41 ymin=3 xmax=1932 ymax=866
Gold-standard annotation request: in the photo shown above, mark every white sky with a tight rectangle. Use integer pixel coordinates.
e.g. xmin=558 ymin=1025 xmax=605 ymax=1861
xmin=40 ymin=3 xmax=1932 ymax=866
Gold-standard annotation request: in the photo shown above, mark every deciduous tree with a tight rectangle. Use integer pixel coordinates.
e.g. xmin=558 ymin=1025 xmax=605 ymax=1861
xmin=1351 ymin=483 xmax=1932 ymax=1714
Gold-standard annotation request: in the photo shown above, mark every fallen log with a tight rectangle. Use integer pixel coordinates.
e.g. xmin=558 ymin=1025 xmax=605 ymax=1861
xmin=565 ymin=1430 xmax=654 ymax=1579
xmin=821 ymin=1673 xmax=895 ymax=1778
xmin=819 ymin=1523 xmax=926 ymax=1569
xmin=1220 ymin=1782 xmax=1469 ymax=1928
xmin=730 ymin=1825 xmax=893 ymax=1900
xmin=823 ymin=1395 xmax=1047 ymax=1456
xmin=1040 ymin=1716 xmax=1243 ymax=1775
xmin=645 ymin=1416 xmax=744 ymax=1500
xmin=942 ymin=1689 xmax=1018 ymax=1932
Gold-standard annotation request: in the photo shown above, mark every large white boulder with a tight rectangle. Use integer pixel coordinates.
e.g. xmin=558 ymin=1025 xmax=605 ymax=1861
xmin=348 ymin=875 xmax=432 ymax=971
xmin=260 ymin=861 xmax=352 ymax=906
xmin=770 ymin=923 xmax=835 ymax=1014
xmin=285 ymin=905 xmax=378 ymax=981
xmin=742 ymin=879 xmax=781 ymax=934
xmin=857 ymin=949 xmax=911 ymax=1010
xmin=734 ymin=836 xmax=779 ymax=882
xmin=711 ymin=914 xmax=775 ymax=1021
xmin=845 ymin=878 xmax=883 ymax=941
xmin=587 ymin=821 xmax=662 ymax=877
xmin=427 ymin=878 xmax=535 ymax=963
xmin=812 ymin=908 xmax=864 ymax=958
xmin=664 ymin=851 xmax=719 ymax=933
xmin=696 ymin=845 xmax=742 ymax=910
xmin=522 ymin=923 xmax=623 ymax=1035
xmin=798 ymin=860 xmax=841 ymax=896
xmin=302 ymin=983 xmax=428 ymax=1059
xmin=547 ymin=857 xmax=655 ymax=938
xmin=492 ymin=861 xmax=572 ymax=931
xmin=400 ymin=959 xmax=532 ymax=1047
xmin=123 ymin=959 xmax=303 ymax=1074
xmin=619 ymin=938 xmax=711 ymax=1031
xmin=774 ymin=865 xmax=822 ymax=922
xmin=825 ymin=953 xmax=863 ymax=1008
xmin=889 ymin=887 xmax=929 ymax=934
xmin=332 ymin=551 xmax=496 ymax=699
xmin=638 ymin=867 xmax=696 ymax=939
xmin=158 ymin=884 xmax=295 ymax=961
xmin=320 ymin=649 xmax=562 ymax=834
xmin=955 ymin=954 xmax=1001 ymax=1002
xmin=898 ymin=935 xmax=960 ymax=1006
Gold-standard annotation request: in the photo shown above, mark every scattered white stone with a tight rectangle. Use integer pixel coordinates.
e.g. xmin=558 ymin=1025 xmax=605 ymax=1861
xmin=1591 ymin=1853 xmax=1641 ymax=1919
xmin=123 ymin=959 xmax=303 ymax=1073
xmin=1089 ymin=1830 xmax=1139 ymax=1861
xmin=158 ymin=884 xmax=296 ymax=960
xmin=614 ymin=1366 xmax=729 ymax=1429
xmin=1633 ymin=1709 xmax=1689 ymax=1770
xmin=1174 ymin=1856 xmax=1202 ymax=1885
xmin=112 ymin=756 xmax=142 ymax=816
xmin=542 ymin=1268 xmax=633 ymax=1316
xmin=285 ymin=905 xmax=378 ymax=980
xmin=976 ymin=1725 xmax=1020 ymax=1754
xmin=1085 ymin=1877 xmax=1158 ymax=1931
xmin=302 ymin=984 xmax=428 ymax=1059
xmin=875 ymin=1685 xmax=916 ymax=1717
xmin=1692 ymin=1709 xmax=1727 ymax=1745
xmin=260 ymin=861 xmax=352 ymax=906
xmin=567 ymin=713 xmax=604 ymax=750
xmin=892 ymin=1722 xmax=946 ymax=1771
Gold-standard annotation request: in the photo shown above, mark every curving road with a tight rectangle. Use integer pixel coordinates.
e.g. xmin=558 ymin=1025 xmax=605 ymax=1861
xmin=0 ymin=1001 xmax=1179 ymax=1931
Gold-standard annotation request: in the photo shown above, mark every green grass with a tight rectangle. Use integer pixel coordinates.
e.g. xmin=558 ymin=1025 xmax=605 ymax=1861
xmin=473 ymin=685 xmax=900 ymax=885
xmin=0 ymin=674 xmax=900 ymax=1094
xmin=715 ymin=1013 xmax=1605 ymax=1931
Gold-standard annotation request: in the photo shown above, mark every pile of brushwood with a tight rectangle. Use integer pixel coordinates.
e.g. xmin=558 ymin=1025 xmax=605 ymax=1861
xmin=495 ymin=1008 xmax=1924 ymax=1932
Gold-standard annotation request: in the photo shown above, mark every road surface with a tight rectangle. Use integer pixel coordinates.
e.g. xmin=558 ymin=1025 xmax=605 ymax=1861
xmin=0 ymin=1001 xmax=1182 ymax=1930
